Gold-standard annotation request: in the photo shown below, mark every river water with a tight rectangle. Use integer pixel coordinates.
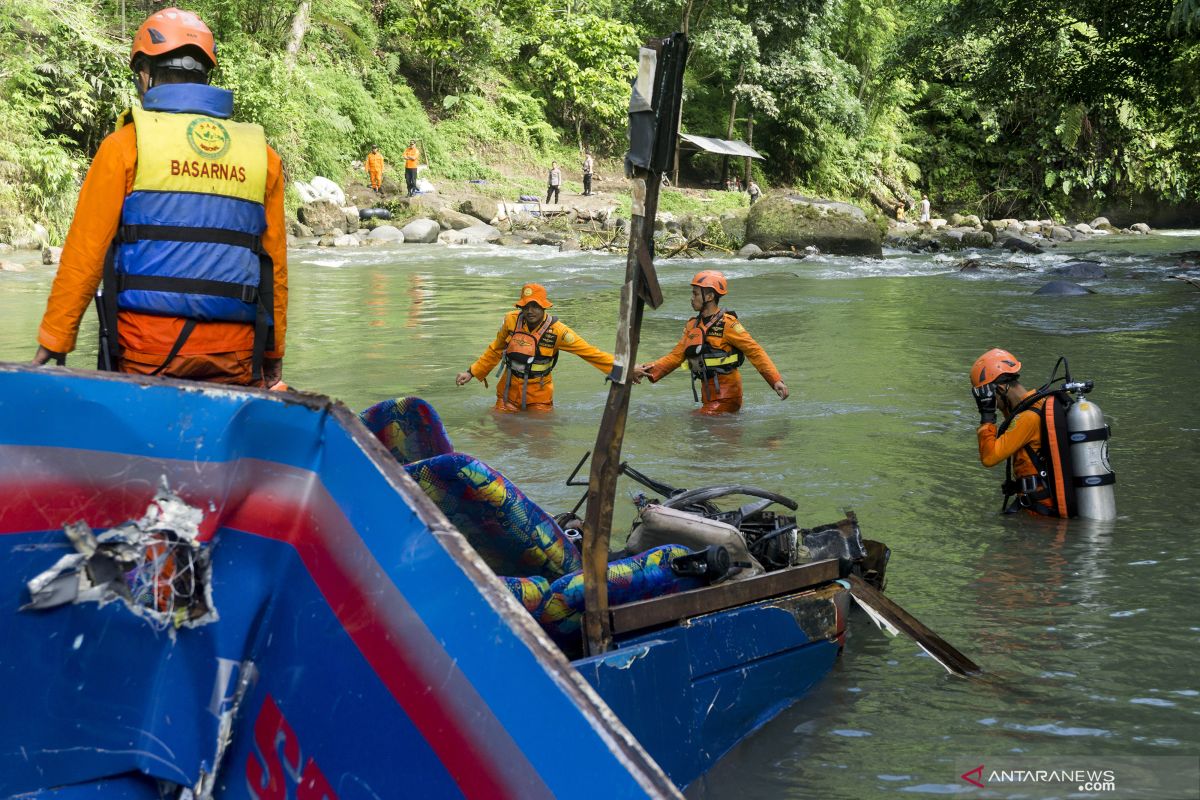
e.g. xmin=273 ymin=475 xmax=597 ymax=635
xmin=2 ymin=231 xmax=1198 ymax=798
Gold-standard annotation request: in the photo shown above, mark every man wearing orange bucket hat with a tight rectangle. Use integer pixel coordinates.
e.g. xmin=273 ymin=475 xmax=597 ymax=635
xmin=633 ymin=270 xmax=788 ymax=414
xmin=456 ymin=283 xmax=613 ymax=412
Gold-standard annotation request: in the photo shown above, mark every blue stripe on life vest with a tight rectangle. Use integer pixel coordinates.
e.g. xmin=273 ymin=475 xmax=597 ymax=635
xmin=117 ymin=191 xmax=268 ymax=323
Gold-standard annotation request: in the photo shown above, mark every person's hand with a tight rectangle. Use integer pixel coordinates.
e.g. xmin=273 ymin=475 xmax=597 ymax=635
xmin=32 ymin=346 xmax=64 ymax=366
xmin=632 ymin=364 xmax=652 ymax=383
xmin=263 ymin=357 xmax=283 ymax=389
xmin=973 ymin=383 xmax=997 ymax=424
xmin=773 ymin=380 xmax=789 ymax=400
xmin=455 ymin=371 xmax=474 ymax=386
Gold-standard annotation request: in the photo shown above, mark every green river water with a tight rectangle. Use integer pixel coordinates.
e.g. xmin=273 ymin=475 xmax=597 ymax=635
xmin=2 ymin=231 xmax=1198 ymax=798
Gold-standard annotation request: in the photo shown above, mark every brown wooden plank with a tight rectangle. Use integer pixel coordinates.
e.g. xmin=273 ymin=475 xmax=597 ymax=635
xmin=847 ymin=575 xmax=983 ymax=677
xmin=608 ymin=559 xmax=839 ymax=635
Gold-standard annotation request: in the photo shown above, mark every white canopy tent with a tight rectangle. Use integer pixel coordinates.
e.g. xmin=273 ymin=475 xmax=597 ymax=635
xmin=677 ymin=133 xmax=765 ymax=160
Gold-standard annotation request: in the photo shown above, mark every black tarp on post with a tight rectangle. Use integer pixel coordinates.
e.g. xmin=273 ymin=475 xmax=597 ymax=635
xmin=583 ymin=33 xmax=688 ymax=656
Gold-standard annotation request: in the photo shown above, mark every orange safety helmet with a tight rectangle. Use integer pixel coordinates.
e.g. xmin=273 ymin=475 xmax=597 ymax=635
xmin=130 ymin=8 xmax=217 ymax=70
xmin=971 ymin=348 xmax=1022 ymax=388
xmin=691 ymin=270 xmax=728 ymax=297
xmin=515 ymin=283 xmax=553 ymax=308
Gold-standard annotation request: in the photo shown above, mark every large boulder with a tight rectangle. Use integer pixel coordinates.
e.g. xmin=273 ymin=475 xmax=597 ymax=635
xmin=367 ymin=225 xmax=405 ymax=242
xmin=42 ymin=246 xmax=62 ymax=265
xmin=401 ymin=218 xmax=441 ymax=243
xmin=438 ymin=208 xmax=480 ymax=230
xmin=460 ymin=197 xmax=499 ymax=224
xmin=998 ymin=234 xmax=1045 ymax=254
xmin=342 ymin=207 xmax=360 ymax=234
xmin=297 ymin=200 xmax=346 ymax=236
xmin=288 ymin=219 xmax=314 ymax=238
xmin=1050 ymin=260 xmax=1106 ymax=279
xmin=738 ymin=243 xmax=763 ymax=258
xmin=1131 ymin=222 xmax=1151 ymax=234
xmin=745 ymin=196 xmax=881 ymax=256
xmin=1049 ymin=226 xmax=1074 ymax=242
xmin=961 ymin=230 xmax=994 ymax=248
xmin=440 ymin=224 xmax=502 ymax=245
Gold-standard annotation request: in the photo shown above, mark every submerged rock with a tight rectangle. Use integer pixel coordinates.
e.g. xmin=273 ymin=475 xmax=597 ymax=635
xmin=1035 ymin=280 xmax=1094 ymax=296
xmin=367 ymin=225 xmax=404 ymax=242
xmin=1050 ymin=260 xmax=1106 ymax=279
xmin=738 ymin=243 xmax=763 ymax=258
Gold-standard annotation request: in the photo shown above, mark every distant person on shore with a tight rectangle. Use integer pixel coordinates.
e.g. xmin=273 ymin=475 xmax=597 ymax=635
xmin=456 ymin=283 xmax=613 ymax=412
xmin=365 ymin=145 xmax=384 ymax=192
xmin=581 ymin=150 xmax=595 ymax=196
xmin=546 ymin=162 xmax=562 ymax=204
xmin=747 ymin=179 xmax=761 ymax=205
xmin=920 ymin=194 xmax=931 ymax=223
xmin=725 ymin=177 xmax=736 ymax=192
xmin=403 ymin=140 xmax=420 ymax=196
xmin=633 ymin=271 xmax=788 ymax=415
xmin=31 ymin=7 xmax=287 ymax=388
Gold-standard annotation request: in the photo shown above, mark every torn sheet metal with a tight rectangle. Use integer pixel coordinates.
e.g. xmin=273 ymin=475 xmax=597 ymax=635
xmin=22 ymin=480 xmax=218 ymax=633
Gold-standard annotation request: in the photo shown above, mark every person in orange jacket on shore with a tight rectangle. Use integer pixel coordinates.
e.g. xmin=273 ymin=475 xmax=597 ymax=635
xmin=970 ymin=348 xmax=1056 ymax=515
xmin=633 ymin=270 xmax=788 ymax=414
xmin=403 ymin=140 xmax=420 ymax=197
xmin=455 ymin=283 xmax=613 ymax=412
xmin=31 ymin=8 xmax=287 ymax=388
xmin=365 ymin=144 xmax=385 ymax=192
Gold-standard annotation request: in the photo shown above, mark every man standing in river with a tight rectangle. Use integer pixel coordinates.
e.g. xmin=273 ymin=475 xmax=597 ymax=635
xmin=455 ymin=283 xmax=613 ymax=412
xmin=633 ymin=270 xmax=788 ymax=414
xmin=31 ymin=7 xmax=287 ymax=388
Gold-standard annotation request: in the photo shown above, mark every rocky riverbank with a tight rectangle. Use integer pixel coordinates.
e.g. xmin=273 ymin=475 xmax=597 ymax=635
xmin=885 ymin=213 xmax=1155 ymax=256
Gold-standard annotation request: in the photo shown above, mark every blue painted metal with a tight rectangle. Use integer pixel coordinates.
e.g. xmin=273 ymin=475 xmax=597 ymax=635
xmin=0 ymin=364 xmax=677 ymax=799
xmin=574 ymin=585 xmax=848 ymax=788
xmin=0 ymin=366 xmax=851 ymax=797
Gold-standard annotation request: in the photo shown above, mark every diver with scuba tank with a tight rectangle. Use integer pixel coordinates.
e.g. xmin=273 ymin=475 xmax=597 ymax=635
xmin=970 ymin=348 xmax=1116 ymax=520
xmin=456 ymin=283 xmax=614 ymax=412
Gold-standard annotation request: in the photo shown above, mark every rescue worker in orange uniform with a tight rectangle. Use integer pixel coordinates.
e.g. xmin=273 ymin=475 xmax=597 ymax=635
xmin=365 ymin=145 xmax=385 ymax=192
xmin=971 ymin=348 xmax=1054 ymax=515
xmin=455 ymin=283 xmax=613 ymax=412
xmin=31 ymin=8 xmax=287 ymax=388
xmin=633 ymin=271 xmax=788 ymax=414
xmin=403 ymin=140 xmax=420 ymax=197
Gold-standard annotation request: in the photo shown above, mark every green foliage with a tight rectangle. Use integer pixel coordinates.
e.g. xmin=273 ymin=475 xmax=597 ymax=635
xmin=526 ymin=14 xmax=639 ymax=149
xmin=0 ymin=0 xmax=127 ymax=238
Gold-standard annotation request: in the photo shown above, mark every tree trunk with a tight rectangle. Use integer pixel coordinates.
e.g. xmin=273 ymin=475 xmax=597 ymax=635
xmin=867 ymin=183 xmax=899 ymax=215
xmin=721 ymin=64 xmax=744 ymax=187
xmin=285 ymin=0 xmax=311 ymax=67
xmin=743 ymin=114 xmax=754 ymax=186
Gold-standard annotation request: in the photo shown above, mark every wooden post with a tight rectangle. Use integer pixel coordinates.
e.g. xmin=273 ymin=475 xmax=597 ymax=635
xmin=581 ymin=172 xmax=662 ymax=655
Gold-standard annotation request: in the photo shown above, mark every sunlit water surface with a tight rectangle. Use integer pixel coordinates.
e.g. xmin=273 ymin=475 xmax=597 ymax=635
xmin=2 ymin=231 xmax=1198 ymax=798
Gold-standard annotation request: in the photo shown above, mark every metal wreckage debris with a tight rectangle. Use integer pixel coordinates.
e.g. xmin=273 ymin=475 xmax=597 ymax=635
xmin=22 ymin=480 xmax=218 ymax=632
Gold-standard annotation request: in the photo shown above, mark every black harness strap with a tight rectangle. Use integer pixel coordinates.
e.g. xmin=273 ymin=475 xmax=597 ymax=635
xmin=117 ymin=273 xmax=259 ymax=303
xmin=149 ymin=319 xmax=197 ymax=376
xmin=104 ymin=226 xmax=274 ymax=382
xmin=120 ymin=224 xmax=263 ymax=254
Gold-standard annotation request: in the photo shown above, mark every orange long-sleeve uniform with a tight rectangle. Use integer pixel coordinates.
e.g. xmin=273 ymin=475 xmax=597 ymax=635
xmin=468 ymin=310 xmax=613 ymax=412
xmin=365 ymin=151 xmax=385 ymax=189
xmin=643 ymin=310 xmax=782 ymax=415
xmin=37 ymin=123 xmax=288 ymax=380
xmin=977 ymin=391 xmax=1052 ymax=512
xmin=403 ymin=147 xmax=420 ymax=169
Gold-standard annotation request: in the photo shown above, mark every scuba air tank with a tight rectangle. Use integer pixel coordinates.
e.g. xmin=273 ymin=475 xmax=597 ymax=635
xmin=1064 ymin=380 xmax=1117 ymax=520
